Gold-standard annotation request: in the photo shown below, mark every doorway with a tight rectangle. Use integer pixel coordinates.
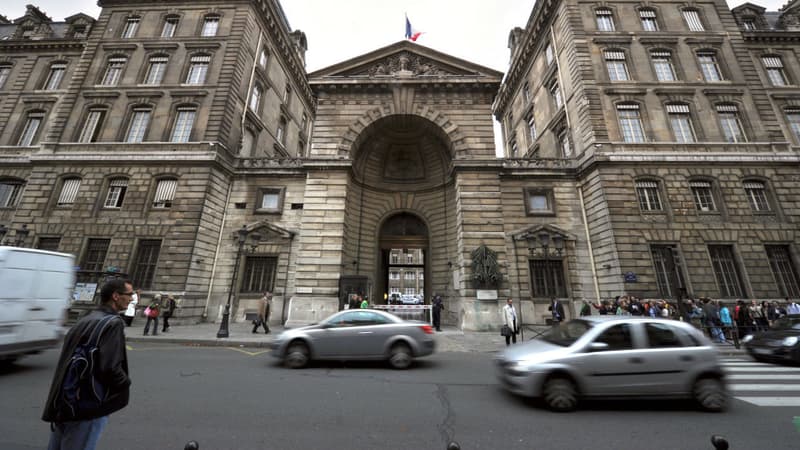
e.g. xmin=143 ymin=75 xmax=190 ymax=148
xmin=377 ymin=212 xmax=428 ymax=305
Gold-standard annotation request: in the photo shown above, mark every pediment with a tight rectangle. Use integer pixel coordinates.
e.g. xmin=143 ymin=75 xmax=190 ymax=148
xmin=732 ymin=3 xmax=766 ymax=14
xmin=308 ymin=40 xmax=502 ymax=80
xmin=239 ymin=221 xmax=296 ymax=240
xmin=512 ymin=224 xmax=577 ymax=242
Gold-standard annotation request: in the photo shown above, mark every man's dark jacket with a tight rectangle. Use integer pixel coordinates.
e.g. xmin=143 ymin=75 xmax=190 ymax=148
xmin=42 ymin=306 xmax=130 ymax=423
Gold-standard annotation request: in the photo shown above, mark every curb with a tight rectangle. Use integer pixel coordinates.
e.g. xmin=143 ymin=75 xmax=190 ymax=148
xmin=125 ymin=336 xmax=274 ymax=348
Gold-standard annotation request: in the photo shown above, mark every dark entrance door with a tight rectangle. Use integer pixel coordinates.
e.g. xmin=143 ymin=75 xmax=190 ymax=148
xmin=377 ymin=213 xmax=428 ymax=305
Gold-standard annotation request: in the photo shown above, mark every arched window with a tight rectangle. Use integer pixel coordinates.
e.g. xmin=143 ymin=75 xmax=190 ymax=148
xmin=616 ymin=103 xmax=645 ymax=143
xmin=18 ymin=110 xmax=45 ymax=146
xmin=144 ymin=54 xmax=169 ymax=85
xmin=639 ymin=8 xmax=659 ymax=31
xmin=78 ymin=107 xmax=107 ymax=143
xmin=57 ymin=177 xmax=82 ymax=207
xmin=742 ymin=179 xmax=770 ymax=212
xmin=665 ymin=103 xmax=695 ymax=143
xmin=604 ymin=49 xmax=628 ymax=81
xmin=170 ymin=106 xmax=196 ymax=143
xmin=716 ymin=104 xmax=746 ymax=142
xmin=201 ymin=15 xmax=220 ymax=37
xmin=185 ymin=54 xmax=210 ymax=84
xmin=43 ymin=62 xmax=67 ymax=90
xmin=121 ymin=16 xmax=140 ymax=39
xmin=101 ymin=56 xmax=127 ymax=86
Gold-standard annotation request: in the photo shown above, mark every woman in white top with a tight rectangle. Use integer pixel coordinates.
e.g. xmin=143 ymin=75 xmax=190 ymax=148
xmin=122 ymin=289 xmax=139 ymax=326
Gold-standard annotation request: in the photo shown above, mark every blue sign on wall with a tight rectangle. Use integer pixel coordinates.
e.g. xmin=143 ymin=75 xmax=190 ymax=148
xmin=624 ymin=272 xmax=637 ymax=283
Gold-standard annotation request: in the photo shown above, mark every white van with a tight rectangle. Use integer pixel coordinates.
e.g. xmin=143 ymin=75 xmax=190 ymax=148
xmin=0 ymin=247 xmax=75 ymax=364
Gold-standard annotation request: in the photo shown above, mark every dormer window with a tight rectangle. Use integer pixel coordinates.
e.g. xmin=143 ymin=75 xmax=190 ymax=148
xmin=742 ymin=18 xmax=756 ymax=30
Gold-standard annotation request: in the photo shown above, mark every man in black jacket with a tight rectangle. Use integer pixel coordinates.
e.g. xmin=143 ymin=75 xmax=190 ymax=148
xmin=42 ymin=278 xmax=132 ymax=450
xmin=548 ymin=297 xmax=565 ymax=325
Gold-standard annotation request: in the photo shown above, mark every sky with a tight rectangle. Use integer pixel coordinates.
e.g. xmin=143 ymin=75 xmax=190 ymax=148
xmin=3 ymin=0 xmax=792 ymax=154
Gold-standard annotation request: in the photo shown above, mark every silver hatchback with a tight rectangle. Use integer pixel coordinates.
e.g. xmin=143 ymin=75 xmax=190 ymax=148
xmin=270 ymin=309 xmax=436 ymax=369
xmin=495 ymin=317 xmax=727 ymax=412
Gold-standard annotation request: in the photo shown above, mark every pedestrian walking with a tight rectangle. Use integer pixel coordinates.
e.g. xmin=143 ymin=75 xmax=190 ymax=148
xmin=42 ymin=278 xmax=132 ymax=450
xmin=579 ymin=300 xmax=591 ymax=317
xmin=360 ymin=296 xmax=369 ymax=309
xmin=548 ymin=297 xmax=565 ymax=324
xmin=432 ymin=294 xmax=443 ymax=331
xmin=121 ymin=288 xmax=139 ymax=327
xmin=502 ymin=298 xmax=518 ymax=346
xmin=143 ymin=295 xmax=161 ymax=336
xmin=252 ymin=292 xmax=271 ymax=334
xmin=161 ymin=295 xmax=176 ymax=333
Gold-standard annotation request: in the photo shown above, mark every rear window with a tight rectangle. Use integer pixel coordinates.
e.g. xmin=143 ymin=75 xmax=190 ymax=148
xmin=644 ymin=322 xmax=683 ymax=348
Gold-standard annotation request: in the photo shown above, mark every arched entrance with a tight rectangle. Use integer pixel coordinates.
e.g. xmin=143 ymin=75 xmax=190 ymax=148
xmin=376 ymin=212 xmax=429 ymax=305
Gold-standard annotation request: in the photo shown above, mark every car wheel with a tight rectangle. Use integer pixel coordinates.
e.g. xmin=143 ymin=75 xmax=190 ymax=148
xmin=388 ymin=343 xmax=412 ymax=370
xmin=542 ymin=376 xmax=578 ymax=412
xmin=692 ymin=377 xmax=727 ymax=412
xmin=285 ymin=341 xmax=310 ymax=369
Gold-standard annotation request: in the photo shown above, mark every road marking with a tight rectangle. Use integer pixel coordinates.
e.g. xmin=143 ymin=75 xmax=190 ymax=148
xmin=125 ymin=344 xmax=269 ymax=356
xmin=721 ymin=361 xmax=764 ymax=366
xmin=735 ymin=397 xmax=800 ymax=407
xmin=226 ymin=347 xmax=271 ymax=356
xmin=728 ymin=374 xmax=800 ymax=380
xmin=730 ymin=384 xmax=800 ymax=391
xmin=722 ymin=366 xmax=800 ymax=372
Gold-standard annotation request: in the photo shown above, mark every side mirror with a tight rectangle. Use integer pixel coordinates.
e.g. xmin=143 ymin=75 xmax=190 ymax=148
xmin=588 ymin=342 xmax=609 ymax=352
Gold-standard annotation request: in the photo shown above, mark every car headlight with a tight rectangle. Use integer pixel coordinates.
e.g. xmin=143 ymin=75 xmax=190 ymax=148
xmin=741 ymin=334 xmax=753 ymax=343
xmin=782 ymin=336 xmax=799 ymax=347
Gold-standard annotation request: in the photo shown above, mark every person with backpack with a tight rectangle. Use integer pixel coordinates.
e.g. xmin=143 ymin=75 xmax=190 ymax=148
xmin=42 ymin=278 xmax=132 ymax=450
xmin=161 ymin=295 xmax=176 ymax=333
xmin=142 ymin=295 xmax=161 ymax=336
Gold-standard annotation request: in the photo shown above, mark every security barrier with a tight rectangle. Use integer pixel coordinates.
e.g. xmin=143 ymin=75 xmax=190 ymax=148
xmin=372 ymin=304 xmax=432 ymax=325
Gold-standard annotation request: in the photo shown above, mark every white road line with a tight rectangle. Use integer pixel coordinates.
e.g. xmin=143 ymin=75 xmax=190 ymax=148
xmin=722 ymin=367 xmax=800 ymax=372
xmin=730 ymin=384 xmax=800 ymax=391
xmin=734 ymin=396 xmax=800 ymax=407
xmin=728 ymin=374 xmax=800 ymax=380
xmin=721 ymin=362 xmax=766 ymax=366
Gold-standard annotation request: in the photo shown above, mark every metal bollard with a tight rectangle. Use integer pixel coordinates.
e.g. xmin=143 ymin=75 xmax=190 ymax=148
xmin=184 ymin=441 xmax=199 ymax=450
xmin=710 ymin=435 xmax=728 ymax=450
xmin=447 ymin=442 xmax=460 ymax=450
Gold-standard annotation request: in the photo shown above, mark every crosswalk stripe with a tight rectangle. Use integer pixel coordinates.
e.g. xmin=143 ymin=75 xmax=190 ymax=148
xmin=728 ymin=374 xmax=800 ymax=380
xmin=734 ymin=397 xmax=800 ymax=407
xmin=722 ymin=366 xmax=800 ymax=372
xmin=731 ymin=384 xmax=800 ymax=391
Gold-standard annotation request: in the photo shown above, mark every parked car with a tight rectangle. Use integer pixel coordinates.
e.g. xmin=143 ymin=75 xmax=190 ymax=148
xmin=742 ymin=315 xmax=800 ymax=365
xmin=399 ymin=295 xmax=421 ymax=305
xmin=270 ymin=309 xmax=436 ymax=369
xmin=495 ymin=316 xmax=728 ymax=412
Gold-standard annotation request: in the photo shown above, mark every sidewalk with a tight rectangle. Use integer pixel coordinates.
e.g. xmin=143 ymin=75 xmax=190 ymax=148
xmin=122 ymin=322 xmax=747 ymax=356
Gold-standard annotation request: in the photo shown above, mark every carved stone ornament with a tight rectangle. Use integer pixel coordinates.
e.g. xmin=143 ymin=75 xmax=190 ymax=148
xmin=358 ymin=52 xmax=454 ymax=77
xmin=470 ymin=244 xmax=503 ymax=289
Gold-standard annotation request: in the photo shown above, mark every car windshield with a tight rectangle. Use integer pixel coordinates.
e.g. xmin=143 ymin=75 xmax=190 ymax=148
xmin=539 ymin=319 xmax=594 ymax=346
xmin=771 ymin=316 xmax=800 ymax=331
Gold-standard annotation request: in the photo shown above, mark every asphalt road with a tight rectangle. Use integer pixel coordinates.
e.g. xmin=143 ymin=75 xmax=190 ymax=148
xmin=1 ymin=344 xmax=797 ymax=450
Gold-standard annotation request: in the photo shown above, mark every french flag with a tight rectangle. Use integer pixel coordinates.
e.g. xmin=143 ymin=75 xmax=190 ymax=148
xmin=405 ymin=15 xmax=423 ymax=42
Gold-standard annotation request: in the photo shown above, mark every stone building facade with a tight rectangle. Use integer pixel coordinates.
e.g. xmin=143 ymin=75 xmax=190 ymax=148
xmin=0 ymin=0 xmax=798 ymax=330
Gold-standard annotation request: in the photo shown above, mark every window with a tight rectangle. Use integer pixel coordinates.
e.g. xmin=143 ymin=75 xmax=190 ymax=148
xmin=36 ymin=237 xmax=61 ymax=251
xmin=765 ymin=245 xmax=800 ymax=298
xmin=683 ymin=9 xmax=705 ymax=31
xmin=240 ymin=256 xmax=277 ymax=293
xmin=550 ymin=81 xmax=562 ymax=108
xmin=390 ymin=271 xmax=399 ymax=280
xmin=689 ymin=180 xmax=716 ymax=212
xmin=407 ymin=253 xmax=414 ymax=264
xmin=559 ymin=129 xmax=572 ymax=157
xmin=144 ymin=56 xmax=168 ymax=85
xmin=708 ymin=245 xmax=745 ymax=298
xmin=525 ymin=188 xmax=554 ymax=215
xmin=258 ymin=188 xmax=283 ymax=212
xmin=121 ymin=17 xmax=139 ymax=38
xmin=170 ymin=107 xmax=196 ymax=143
xmin=510 ymin=140 xmax=518 ymax=157
xmin=604 ymin=49 xmax=628 ymax=81
xmin=298 ymin=137 xmax=306 ymax=156
xmin=617 ymin=104 xmax=645 ymax=143
xmin=404 ymin=288 xmax=415 ymax=295
xmin=405 ymin=272 xmax=415 ymax=281
xmin=101 ymin=57 xmax=126 ymax=86
xmin=18 ymin=112 xmax=44 ymax=146
xmin=81 ymin=238 xmax=111 ymax=273
xmin=651 ymin=50 xmax=676 ymax=82
xmin=529 ymin=259 xmax=567 ymax=298
xmin=241 ymin=129 xmax=256 ymax=156
xmin=527 ymin=113 xmax=536 ymax=142
xmin=743 ymin=180 xmax=770 ymax=212
xmin=596 ymin=8 xmax=615 ymax=31
xmin=258 ymin=48 xmax=268 ymax=67
xmin=161 ymin=16 xmax=178 ymax=38
xmin=697 ymin=51 xmax=723 ymax=82
xmin=78 ymin=109 xmax=106 ymax=143
xmin=103 ymin=178 xmax=128 ymax=208
xmin=639 ymin=9 xmax=659 ymax=31
xmin=762 ymin=56 xmax=789 ymax=86
xmin=131 ymin=240 xmax=161 ymax=289
xmin=635 ymin=180 xmax=663 ymax=211
xmin=249 ymin=85 xmax=262 ymax=111
xmin=666 ymin=103 xmax=695 ymax=143
xmin=645 ymin=323 xmax=682 ymax=348
xmin=276 ymin=117 xmax=287 ymax=145
xmin=152 ymin=179 xmax=177 ymax=208
xmin=72 ymin=26 xmax=88 ymax=39
xmin=742 ymin=19 xmax=756 ymax=31
xmin=43 ymin=63 xmax=66 ymax=90
xmin=523 ymin=82 xmax=531 ymax=103
xmin=593 ymin=324 xmax=634 ymax=350
xmin=716 ymin=104 xmax=746 ymax=143
xmin=545 ymin=43 xmax=554 ymax=65
xmin=391 ymin=254 xmax=399 ymax=264
xmin=201 ymin=16 xmax=220 ymax=37
xmin=125 ymin=108 xmax=151 ymax=143
xmin=786 ymin=108 xmax=800 ymax=142
xmin=0 ymin=65 xmax=10 ymax=88
xmin=0 ymin=180 xmax=23 ymax=208
xmin=57 ymin=178 xmax=81 ymax=206
xmin=650 ymin=245 xmax=687 ymax=299
xmin=21 ymin=27 xmax=34 ymax=39
xmin=185 ymin=55 xmax=210 ymax=84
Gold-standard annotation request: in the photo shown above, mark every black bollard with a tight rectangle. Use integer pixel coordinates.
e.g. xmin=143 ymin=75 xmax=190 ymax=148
xmin=447 ymin=442 xmax=460 ymax=450
xmin=710 ymin=435 xmax=728 ymax=450
xmin=184 ymin=441 xmax=199 ymax=450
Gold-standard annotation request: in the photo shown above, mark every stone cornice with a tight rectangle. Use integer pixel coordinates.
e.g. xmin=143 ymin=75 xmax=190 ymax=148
xmin=0 ymin=40 xmax=85 ymax=52
xmin=742 ymin=31 xmax=800 ymax=42
xmin=100 ymin=43 xmax=138 ymax=51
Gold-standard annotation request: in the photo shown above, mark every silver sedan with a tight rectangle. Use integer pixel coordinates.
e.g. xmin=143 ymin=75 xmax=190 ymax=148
xmin=270 ymin=309 xmax=436 ymax=369
xmin=495 ymin=317 xmax=728 ymax=412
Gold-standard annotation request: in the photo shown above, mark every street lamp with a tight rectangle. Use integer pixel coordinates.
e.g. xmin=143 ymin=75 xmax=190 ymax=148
xmin=217 ymin=225 xmax=262 ymax=338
